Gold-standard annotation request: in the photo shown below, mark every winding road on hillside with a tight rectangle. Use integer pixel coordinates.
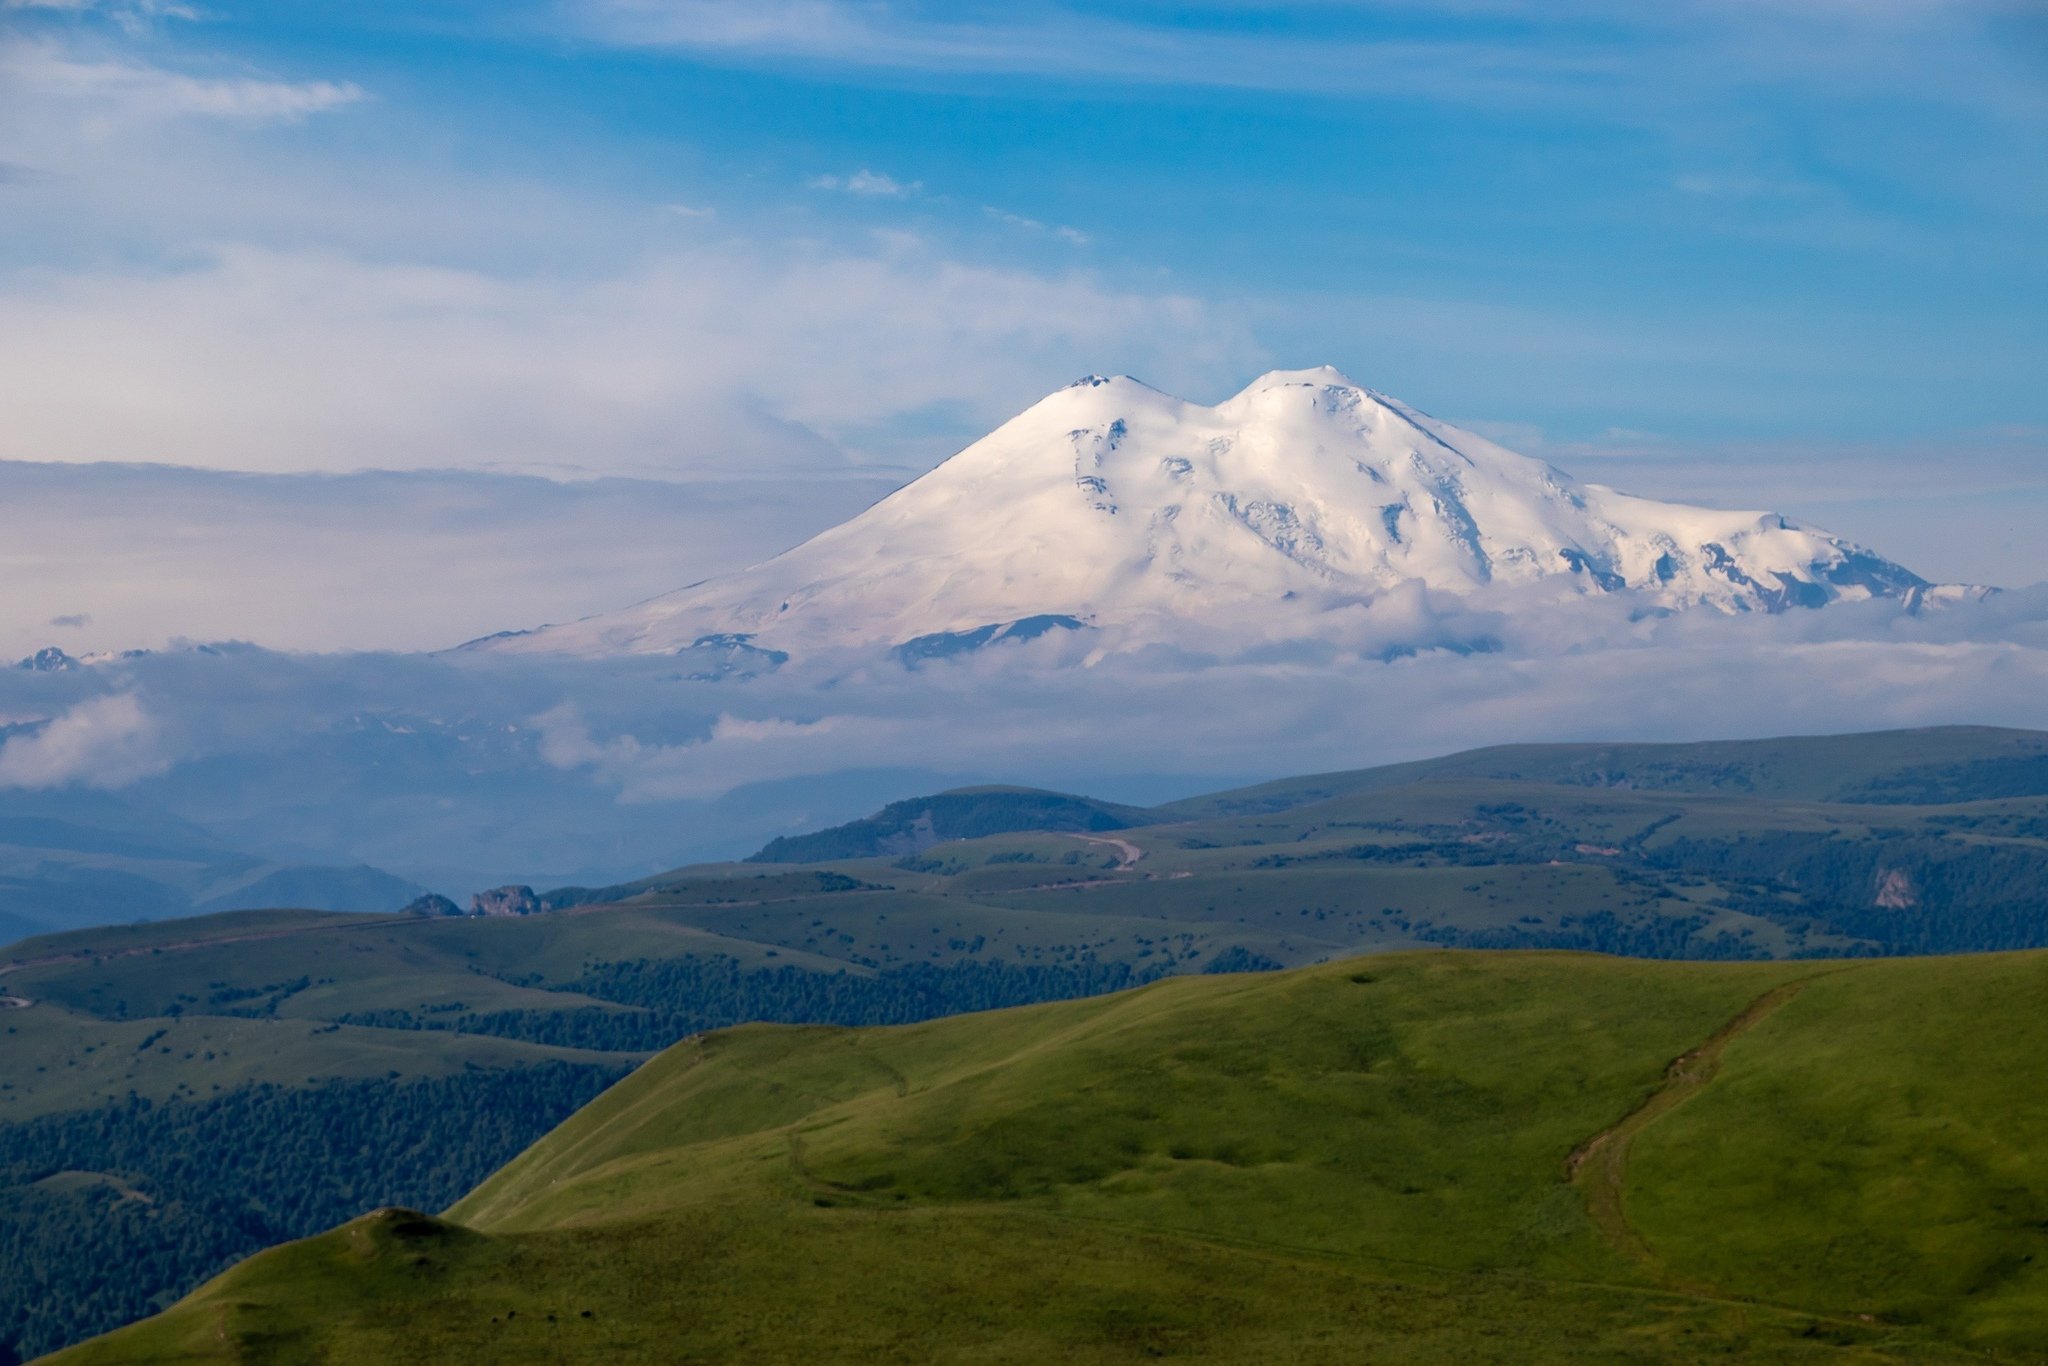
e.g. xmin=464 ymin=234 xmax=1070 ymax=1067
xmin=1068 ymin=833 xmax=1145 ymax=869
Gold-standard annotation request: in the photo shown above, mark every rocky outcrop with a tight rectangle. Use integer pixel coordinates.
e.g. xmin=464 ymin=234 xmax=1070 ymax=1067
xmin=1873 ymin=868 xmax=1919 ymax=909
xmin=469 ymin=885 xmax=540 ymax=917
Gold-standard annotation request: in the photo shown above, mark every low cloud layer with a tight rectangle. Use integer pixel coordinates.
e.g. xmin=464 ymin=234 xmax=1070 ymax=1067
xmin=0 ymin=691 xmax=167 ymax=789
xmin=3 ymin=590 xmax=2044 ymax=889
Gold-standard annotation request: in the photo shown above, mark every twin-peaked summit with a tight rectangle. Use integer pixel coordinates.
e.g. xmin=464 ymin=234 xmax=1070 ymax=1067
xmin=475 ymin=368 xmax=1935 ymax=662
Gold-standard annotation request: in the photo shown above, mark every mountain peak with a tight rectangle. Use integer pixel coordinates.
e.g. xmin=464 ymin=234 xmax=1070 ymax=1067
xmin=1235 ymin=364 xmax=1367 ymax=394
xmin=472 ymin=371 xmax=1937 ymax=662
xmin=1050 ymin=373 xmax=1176 ymax=402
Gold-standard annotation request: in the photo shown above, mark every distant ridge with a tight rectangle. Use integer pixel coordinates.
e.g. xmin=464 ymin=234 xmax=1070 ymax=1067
xmin=1154 ymin=723 xmax=2048 ymax=820
xmin=736 ymin=725 xmax=2048 ymax=865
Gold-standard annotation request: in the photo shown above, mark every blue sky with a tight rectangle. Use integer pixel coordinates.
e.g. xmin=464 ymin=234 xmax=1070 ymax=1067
xmin=0 ymin=0 xmax=2044 ymax=586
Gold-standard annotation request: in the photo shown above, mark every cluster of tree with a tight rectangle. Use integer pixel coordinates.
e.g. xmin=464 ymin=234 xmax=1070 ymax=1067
xmin=1199 ymin=947 xmax=1286 ymax=974
xmin=1413 ymin=911 xmax=1768 ymax=961
xmin=1850 ymin=755 xmax=2048 ymax=805
xmin=1252 ymin=838 xmax=1548 ymax=870
xmin=0 ymin=1062 xmax=626 ymax=1363
xmin=1649 ymin=834 xmax=2048 ymax=954
xmin=336 ymin=956 xmax=1179 ymax=1054
xmin=537 ymin=869 xmax=879 ymax=912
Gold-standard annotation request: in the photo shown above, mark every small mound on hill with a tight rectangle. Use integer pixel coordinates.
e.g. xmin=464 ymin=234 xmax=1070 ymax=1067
xmin=746 ymin=786 xmax=1154 ymax=863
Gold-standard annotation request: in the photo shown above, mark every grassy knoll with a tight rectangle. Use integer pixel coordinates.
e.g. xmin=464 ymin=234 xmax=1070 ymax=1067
xmin=55 ymin=950 xmax=2048 ymax=1363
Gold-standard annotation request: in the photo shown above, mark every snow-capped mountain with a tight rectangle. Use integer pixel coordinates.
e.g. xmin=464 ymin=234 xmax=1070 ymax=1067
xmin=472 ymin=367 xmax=1939 ymax=662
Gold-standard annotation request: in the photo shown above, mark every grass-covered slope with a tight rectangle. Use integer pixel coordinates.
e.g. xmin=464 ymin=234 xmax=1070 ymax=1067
xmin=14 ymin=724 xmax=2048 ymax=1358
xmin=57 ymin=950 xmax=2048 ymax=1363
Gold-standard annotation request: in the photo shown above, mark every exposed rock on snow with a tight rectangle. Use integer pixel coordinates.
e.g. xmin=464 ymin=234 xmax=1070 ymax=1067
xmin=16 ymin=647 xmax=81 ymax=673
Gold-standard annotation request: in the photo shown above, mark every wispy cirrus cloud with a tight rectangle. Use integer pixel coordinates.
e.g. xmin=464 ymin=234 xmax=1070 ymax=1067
xmin=3 ymin=0 xmax=199 ymax=34
xmin=2 ymin=0 xmax=195 ymax=12
xmin=559 ymin=0 xmax=2034 ymax=117
xmin=0 ymin=42 xmax=365 ymax=125
xmin=985 ymin=206 xmax=1087 ymax=246
xmin=567 ymin=0 xmax=1622 ymax=101
xmin=808 ymin=168 xmax=919 ymax=196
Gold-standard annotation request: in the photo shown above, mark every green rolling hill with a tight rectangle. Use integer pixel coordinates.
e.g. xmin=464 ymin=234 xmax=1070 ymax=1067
xmin=8 ymin=724 xmax=2048 ymax=1359
xmin=51 ymin=948 xmax=2048 ymax=1363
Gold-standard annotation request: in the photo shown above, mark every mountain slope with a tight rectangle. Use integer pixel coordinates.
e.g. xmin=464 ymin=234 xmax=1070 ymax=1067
xmin=56 ymin=950 xmax=2048 ymax=1363
xmin=475 ymin=368 xmax=1937 ymax=660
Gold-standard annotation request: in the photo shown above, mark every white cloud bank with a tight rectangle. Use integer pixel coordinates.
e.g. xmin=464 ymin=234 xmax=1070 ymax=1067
xmin=3 ymin=591 xmax=2045 ymax=884
xmin=0 ymin=692 xmax=169 ymax=789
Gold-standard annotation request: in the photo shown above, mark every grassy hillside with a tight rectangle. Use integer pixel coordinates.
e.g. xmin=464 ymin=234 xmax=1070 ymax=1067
xmin=11 ymin=724 xmax=2048 ymax=1358
xmin=32 ymin=757 xmax=2043 ymax=1123
xmin=58 ymin=949 xmax=2048 ymax=1363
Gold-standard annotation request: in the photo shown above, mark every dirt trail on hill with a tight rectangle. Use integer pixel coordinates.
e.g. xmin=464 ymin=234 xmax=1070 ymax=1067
xmin=1566 ymin=974 xmax=1831 ymax=1279
xmin=1069 ymin=833 xmax=1144 ymax=869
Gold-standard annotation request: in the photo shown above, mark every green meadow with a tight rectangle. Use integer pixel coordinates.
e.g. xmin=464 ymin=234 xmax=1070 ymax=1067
xmin=55 ymin=949 xmax=2048 ymax=1363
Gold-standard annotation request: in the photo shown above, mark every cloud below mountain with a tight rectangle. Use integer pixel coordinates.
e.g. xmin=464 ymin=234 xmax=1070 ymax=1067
xmin=4 ymin=587 xmax=2044 ymax=887
xmin=0 ymin=691 xmax=168 ymax=790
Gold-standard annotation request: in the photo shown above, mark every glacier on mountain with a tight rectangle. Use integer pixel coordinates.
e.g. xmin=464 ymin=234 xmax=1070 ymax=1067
xmin=471 ymin=367 xmax=1946 ymax=662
